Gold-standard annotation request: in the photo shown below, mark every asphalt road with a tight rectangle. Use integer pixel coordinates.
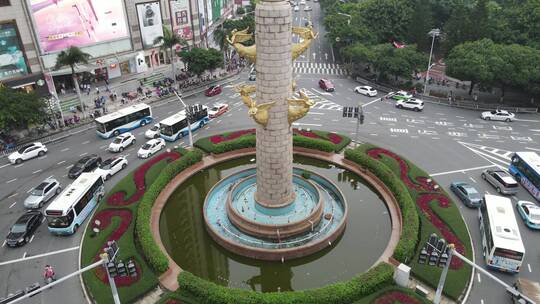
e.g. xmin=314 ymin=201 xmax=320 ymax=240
xmin=1 ymin=1 xmax=539 ymax=302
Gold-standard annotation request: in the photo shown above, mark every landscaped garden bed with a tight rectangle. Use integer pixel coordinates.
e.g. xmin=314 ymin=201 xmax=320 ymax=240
xmin=81 ymin=148 xmax=188 ymax=303
xmin=346 ymin=144 xmax=473 ymax=300
xmin=194 ymin=128 xmax=351 ymax=153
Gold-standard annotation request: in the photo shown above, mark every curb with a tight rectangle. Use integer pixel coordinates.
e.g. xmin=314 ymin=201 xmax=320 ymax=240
xmin=0 ymin=72 xmax=242 ymax=160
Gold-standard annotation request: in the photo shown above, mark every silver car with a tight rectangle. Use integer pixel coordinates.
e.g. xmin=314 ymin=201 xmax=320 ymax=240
xmin=24 ymin=178 xmax=62 ymax=209
xmin=481 ymin=169 xmax=519 ymax=195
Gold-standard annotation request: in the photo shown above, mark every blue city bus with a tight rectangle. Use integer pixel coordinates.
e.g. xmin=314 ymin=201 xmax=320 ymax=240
xmin=160 ymin=104 xmax=209 ymax=142
xmin=509 ymin=152 xmax=540 ymax=202
xmin=95 ymin=103 xmax=153 ymax=139
xmin=45 ymin=173 xmax=105 ymax=235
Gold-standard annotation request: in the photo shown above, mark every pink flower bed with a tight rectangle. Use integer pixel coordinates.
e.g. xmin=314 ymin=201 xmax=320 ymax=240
xmin=373 ymin=291 xmax=422 ymax=304
xmin=92 ymin=209 xmax=140 ymax=286
xmin=367 ymin=148 xmax=465 ymax=269
xmin=210 ymin=129 xmax=255 ymax=144
xmin=293 ymin=129 xmax=344 ymax=144
xmin=107 ymin=152 xmax=181 ymax=206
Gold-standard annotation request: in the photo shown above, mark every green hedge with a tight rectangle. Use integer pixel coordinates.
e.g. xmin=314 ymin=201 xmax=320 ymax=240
xmin=213 ymin=134 xmax=256 ymax=153
xmin=344 ymin=149 xmax=419 ymax=263
xmin=293 ymin=135 xmax=335 ymax=152
xmin=135 ymin=149 xmax=204 ymax=274
xmin=176 ymin=262 xmax=394 ymax=304
xmin=310 ymin=130 xmax=352 ymax=152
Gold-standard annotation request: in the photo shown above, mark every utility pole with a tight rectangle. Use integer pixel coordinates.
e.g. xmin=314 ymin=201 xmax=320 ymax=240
xmin=174 ymin=91 xmax=194 ymax=147
xmin=343 ymin=104 xmax=364 ymax=146
xmin=424 ymin=29 xmax=441 ymax=96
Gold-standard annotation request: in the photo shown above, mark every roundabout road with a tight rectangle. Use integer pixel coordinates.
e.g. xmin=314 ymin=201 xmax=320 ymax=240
xmin=0 ymin=75 xmax=538 ymax=302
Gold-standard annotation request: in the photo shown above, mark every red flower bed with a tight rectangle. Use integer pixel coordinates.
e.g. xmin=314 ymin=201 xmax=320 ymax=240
xmin=210 ymin=129 xmax=255 ymax=144
xmin=372 ymin=291 xmax=422 ymax=304
xmin=107 ymin=152 xmax=181 ymax=206
xmin=91 ymin=209 xmax=140 ymax=286
xmin=367 ymin=148 xmax=465 ymax=269
xmin=293 ymin=129 xmax=343 ymax=144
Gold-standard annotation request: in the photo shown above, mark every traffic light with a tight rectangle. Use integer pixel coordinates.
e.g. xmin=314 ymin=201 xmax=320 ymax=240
xmin=353 ymin=107 xmax=359 ymax=118
xmin=342 ymin=107 xmax=347 ymax=118
xmin=347 ymin=107 xmax=353 ymax=118
xmin=360 ymin=113 xmax=365 ymax=124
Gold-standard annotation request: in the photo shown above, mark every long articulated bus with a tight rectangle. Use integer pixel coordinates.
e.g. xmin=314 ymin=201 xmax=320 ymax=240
xmin=45 ymin=173 xmax=105 ymax=235
xmin=95 ymin=103 xmax=153 ymax=139
xmin=479 ymin=194 xmax=525 ymax=273
xmin=160 ymin=104 xmax=209 ymax=142
xmin=509 ymin=152 xmax=540 ymax=202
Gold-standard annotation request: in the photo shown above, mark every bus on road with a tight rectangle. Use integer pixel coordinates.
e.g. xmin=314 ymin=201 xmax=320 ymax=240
xmin=45 ymin=173 xmax=105 ymax=235
xmin=95 ymin=103 xmax=153 ymax=139
xmin=479 ymin=194 xmax=525 ymax=273
xmin=509 ymin=152 xmax=540 ymax=202
xmin=160 ymin=104 xmax=209 ymax=142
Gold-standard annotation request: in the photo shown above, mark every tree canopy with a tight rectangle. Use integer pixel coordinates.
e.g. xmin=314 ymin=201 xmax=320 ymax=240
xmin=179 ymin=48 xmax=224 ymax=77
xmin=0 ymin=87 xmax=47 ymax=130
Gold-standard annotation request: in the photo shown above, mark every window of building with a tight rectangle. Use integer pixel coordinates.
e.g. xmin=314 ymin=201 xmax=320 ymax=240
xmin=0 ymin=0 xmax=10 ymax=7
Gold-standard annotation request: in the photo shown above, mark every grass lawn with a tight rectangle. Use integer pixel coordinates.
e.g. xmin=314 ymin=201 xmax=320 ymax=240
xmin=356 ymin=144 xmax=473 ymax=300
xmin=81 ymin=148 xmax=186 ymax=304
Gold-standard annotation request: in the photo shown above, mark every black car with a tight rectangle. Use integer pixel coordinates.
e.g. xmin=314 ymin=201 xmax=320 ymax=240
xmin=6 ymin=211 xmax=44 ymax=247
xmin=68 ymin=154 xmax=102 ymax=179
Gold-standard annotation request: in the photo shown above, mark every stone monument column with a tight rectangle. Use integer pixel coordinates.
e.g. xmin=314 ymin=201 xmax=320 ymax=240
xmin=254 ymin=0 xmax=295 ymax=208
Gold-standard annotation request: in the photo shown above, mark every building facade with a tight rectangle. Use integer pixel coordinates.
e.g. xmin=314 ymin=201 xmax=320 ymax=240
xmin=0 ymin=0 xmax=234 ymax=95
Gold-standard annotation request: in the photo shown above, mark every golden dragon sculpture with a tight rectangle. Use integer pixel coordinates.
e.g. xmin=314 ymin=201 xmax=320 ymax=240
xmin=227 ymin=27 xmax=317 ymax=63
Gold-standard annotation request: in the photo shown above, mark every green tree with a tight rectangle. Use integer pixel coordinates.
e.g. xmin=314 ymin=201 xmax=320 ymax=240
xmin=442 ymin=1 xmax=473 ymax=54
xmin=206 ymin=48 xmax=225 ymax=77
xmin=370 ymin=44 xmax=427 ymax=81
xmin=0 ymin=87 xmax=46 ymax=130
xmin=213 ymin=26 xmax=230 ymax=66
xmin=445 ymin=39 xmax=497 ymax=95
xmin=179 ymin=48 xmax=224 ymax=78
xmin=154 ymin=26 xmax=187 ymax=87
xmin=357 ymin=0 xmax=414 ymax=43
xmin=407 ymin=0 xmax=434 ymax=52
xmin=54 ymin=46 xmax=91 ymax=118
xmin=469 ymin=0 xmax=491 ymax=40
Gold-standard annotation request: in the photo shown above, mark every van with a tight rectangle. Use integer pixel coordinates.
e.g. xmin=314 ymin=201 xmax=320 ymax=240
xmin=481 ymin=169 xmax=519 ymax=195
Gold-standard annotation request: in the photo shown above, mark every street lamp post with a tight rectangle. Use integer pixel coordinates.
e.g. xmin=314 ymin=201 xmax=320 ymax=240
xmin=174 ymin=91 xmax=193 ymax=148
xmin=423 ymin=28 xmax=441 ymax=96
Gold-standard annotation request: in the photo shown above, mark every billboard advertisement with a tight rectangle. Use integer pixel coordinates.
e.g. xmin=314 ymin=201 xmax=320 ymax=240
xmin=170 ymin=0 xmax=193 ymax=41
xmin=28 ymin=0 xmax=129 ymax=54
xmin=0 ymin=22 xmax=29 ymax=81
xmin=137 ymin=1 xmax=164 ymax=49
xmin=211 ymin=0 xmax=223 ymax=23
xmin=197 ymin=0 xmax=207 ymax=34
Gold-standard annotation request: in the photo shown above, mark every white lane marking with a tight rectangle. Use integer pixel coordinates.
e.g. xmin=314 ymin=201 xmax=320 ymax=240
xmin=0 ymin=246 xmax=80 ymax=266
xmin=528 ymin=263 xmax=532 ymax=272
xmin=481 ymin=299 xmax=484 ymax=304
xmin=525 ymin=147 xmax=540 ymax=152
xmin=216 ymin=120 xmax=222 ymax=124
xmin=100 ymin=145 xmax=107 ymax=149
xmin=308 ymin=112 xmax=324 ymax=115
xmin=29 ymin=235 xmax=34 ymax=243
xmin=79 ymin=152 xmax=88 ymax=157
xmin=27 ymin=188 xmax=33 ymax=193
xmin=8 ymin=193 xmax=18 ymax=198
xmin=485 ymin=190 xmax=491 ymax=195
xmin=292 ymin=122 xmax=323 ymax=127
xmin=57 ymin=160 xmax=65 ymax=165
xmin=14 ymin=164 xmax=24 ymax=168
xmin=429 ymin=164 xmax=497 ymax=177
xmin=469 ymin=177 xmax=477 ymax=183
xmin=82 ymin=140 xmax=90 ymax=145
xmin=362 ymin=98 xmax=383 ymax=108
xmin=66 ymin=164 xmax=73 ymax=169
xmin=137 ymin=131 xmax=144 ymax=136
xmin=22 ymin=252 xmax=27 ymax=259
xmin=456 ymin=116 xmax=465 ymax=118
xmin=0 ymin=164 xmax=9 ymax=169
xmin=37 ymin=155 xmax=47 ymax=160
xmin=63 ymin=174 xmax=67 ymax=178
xmin=511 ymin=196 xmax=518 ymax=202
xmin=9 ymin=202 xmax=17 ymax=208
xmin=61 ymin=148 xmax=70 ymax=152
xmin=1 ymin=240 xmax=5 ymax=247
xmin=6 ymin=178 xmax=17 ymax=184
xmin=477 ymin=273 xmax=481 ymax=283
xmin=32 ymin=169 xmax=42 ymax=174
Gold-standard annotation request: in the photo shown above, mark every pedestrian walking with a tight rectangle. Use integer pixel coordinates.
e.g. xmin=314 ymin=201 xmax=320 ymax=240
xmin=105 ymin=84 xmax=110 ymax=93
xmin=95 ymin=87 xmax=100 ymax=95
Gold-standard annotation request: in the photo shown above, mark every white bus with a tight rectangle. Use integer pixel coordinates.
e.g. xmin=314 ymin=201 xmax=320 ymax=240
xmin=479 ymin=194 xmax=525 ymax=273
xmin=45 ymin=173 xmax=105 ymax=235
xmin=95 ymin=103 xmax=153 ymax=139
xmin=509 ymin=152 xmax=540 ymax=202
xmin=160 ymin=104 xmax=209 ymax=142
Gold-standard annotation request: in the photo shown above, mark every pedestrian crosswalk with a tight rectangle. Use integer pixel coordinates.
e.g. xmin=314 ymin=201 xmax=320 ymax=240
xmin=293 ymin=62 xmax=348 ymax=76
xmin=300 ymin=89 xmax=343 ymax=110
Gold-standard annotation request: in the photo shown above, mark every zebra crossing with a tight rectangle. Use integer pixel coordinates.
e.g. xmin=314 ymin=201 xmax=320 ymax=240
xmin=293 ymin=62 xmax=348 ymax=76
xmin=301 ymin=89 xmax=343 ymax=111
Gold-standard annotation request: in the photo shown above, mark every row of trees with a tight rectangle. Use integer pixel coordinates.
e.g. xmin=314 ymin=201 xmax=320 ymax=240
xmin=321 ymin=0 xmax=540 ymax=96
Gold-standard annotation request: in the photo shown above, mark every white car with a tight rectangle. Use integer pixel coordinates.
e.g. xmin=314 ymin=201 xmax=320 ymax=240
xmin=138 ymin=138 xmax=166 ymax=159
xmin=481 ymin=110 xmax=515 ymax=122
xmin=8 ymin=142 xmax=47 ymax=164
xmin=208 ymin=103 xmax=229 ymax=119
xmin=304 ymin=5 xmax=312 ymax=11
xmin=108 ymin=132 xmax=136 ymax=153
xmin=390 ymin=90 xmax=413 ymax=101
xmin=95 ymin=157 xmax=128 ymax=181
xmin=395 ymin=98 xmax=424 ymax=111
xmin=354 ymin=86 xmax=378 ymax=97
xmin=299 ymin=0 xmax=306 ymax=4
xmin=294 ymin=5 xmax=299 ymax=11
xmin=145 ymin=124 xmax=161 ymax=139
xmin=516 ymin=200 xmax=540 ymax=229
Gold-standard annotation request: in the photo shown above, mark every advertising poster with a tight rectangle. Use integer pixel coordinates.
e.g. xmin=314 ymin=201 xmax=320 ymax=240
xmin=28 ymin=0 xmax=129 ymax=53
xmin=0 ymin=22 xmax=28 ymax=81
xmin=170 ymin=0 xmax=193 ymax=40
xmin=137 ymin=1 xmax=164 ymax=49
xmin=211 ymin=0 xmax=223 ymax=23
xmin=206 ymin=0 xmax=213 ymax=27
xmin=197 ymin=0 xmax=207 ymax=34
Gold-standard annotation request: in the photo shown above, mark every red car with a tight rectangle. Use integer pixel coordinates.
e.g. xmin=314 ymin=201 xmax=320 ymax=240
xmin=205 ymin=85 xmax=222 ymax=97
xmin=318 ymin=79 xmax=335 ymax=92
xmin=208 ymin=103 xmax=229 ymax=118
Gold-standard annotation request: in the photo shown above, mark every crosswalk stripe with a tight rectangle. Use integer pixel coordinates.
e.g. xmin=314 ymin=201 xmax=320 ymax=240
xmin=292 ymin=62 xmax=348 ymax=75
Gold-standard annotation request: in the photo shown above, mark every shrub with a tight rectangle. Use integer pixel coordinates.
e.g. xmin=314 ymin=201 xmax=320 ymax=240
xmin=344 ymin=149 xmax=419 ymax=263
xmin=177 ymin=262 xmax=394 ymax=304
xmin=213 ymin=134 xmax=256 ymax=153
xmin=136 ymin=149 xmax=204 ymax=273
xmin=293 ymin=136 xmax=335 ymax=152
